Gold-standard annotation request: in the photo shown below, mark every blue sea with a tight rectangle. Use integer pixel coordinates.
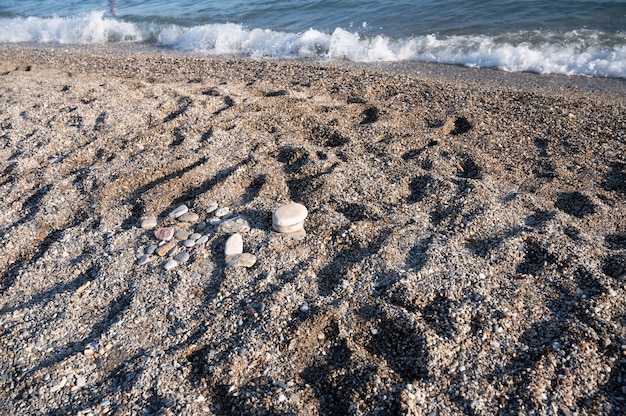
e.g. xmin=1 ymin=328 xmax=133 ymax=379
xmin=1 ymin=0 xmax=625 ymax=78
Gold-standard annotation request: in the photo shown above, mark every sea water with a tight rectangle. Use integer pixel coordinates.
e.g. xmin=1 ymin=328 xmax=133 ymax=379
xmin=1 ymin=0 xmax=625 ymax=78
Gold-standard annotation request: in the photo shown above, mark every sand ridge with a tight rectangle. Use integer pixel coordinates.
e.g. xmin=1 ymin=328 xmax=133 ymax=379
xmin=0 ymin=45 xmax=625 ymax=415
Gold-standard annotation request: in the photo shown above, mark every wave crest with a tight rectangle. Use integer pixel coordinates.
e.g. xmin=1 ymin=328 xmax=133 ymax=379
xmin=0 ymin=11 xmax=143 ymax=44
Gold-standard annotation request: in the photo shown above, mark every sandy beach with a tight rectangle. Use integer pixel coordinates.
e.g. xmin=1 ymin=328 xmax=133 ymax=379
xmin=0 ymin=44 xmax=625 ymax=415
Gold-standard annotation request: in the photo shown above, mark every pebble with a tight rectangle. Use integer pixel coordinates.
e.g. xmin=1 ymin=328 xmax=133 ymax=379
xmin=178 ymin=212 xmax=199 ymax=222
xmin=207 ymin=201 xmax=219 ymax=213
xmin=196 ymin=235 xmax=209 ymax=245
xmin=174 ymin=230 xmax=190 ymax=240
xmin=168 ymin=204 xmax=189 ymax=218
xmin=217 ymin=217 xmax=251 ymax=234
xmin=163 ymin=259 xmax=178 ymax=270
xmin=273 ymin=203 xmax=308 ymax=233
xmin=145 ymin=244 xmax=158 ymax=255
xmin=214 ymin=207 xmax=230 ymax=217
xmin=140 ymin=217 xmax=157 ymax=229
xmin=182 ymin=239 xmax=196 ymax=248
xmin=209 ymin=218 xmax=223 ymax=225
xmin=75 ymin=375 xmax=86 ymax=388
xmin=50 ymin=376 xmax=68 ymax=393
xmin=227 ymin=253 xmax=257 ymax=268
xmin=189 ymin=233 xmax=202 ymax=241
xmin=174 ymin=252 xmax=190 ymax=262
xmin=286 ymin=227 xmax=306 ymax=240
xmin=224 ymin=233 xmax=243 ymax=257
xmin=154 ymin=227 xmax=175 ymax=241
xmin=136 ymin=255 xmax=150 ymax=266
xmin=300 ymin=305 xmax=310 ymax=313
xmin=196 ymin=221 xmax=207 ymax=232
xmin=156 ymin=240 xmax=177 ymax=257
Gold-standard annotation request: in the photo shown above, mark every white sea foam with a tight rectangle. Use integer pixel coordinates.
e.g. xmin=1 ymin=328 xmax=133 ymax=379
xmin=0 ymin=11 xmax=143 ymax=44
xmin=159 ymin=24 xmax=626 ymax=78
xmin=1 ymin=12 xmax=625 ymax=78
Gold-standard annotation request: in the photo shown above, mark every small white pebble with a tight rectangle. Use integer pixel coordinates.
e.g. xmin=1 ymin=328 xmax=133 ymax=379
xmin=168 ymin=204 xmax=188 ymax=218
xmin=207 ymin=201 xmax=218 ymax=213
xmin=163 ymin=260 xmax=178 ymax=270
xmin=214 ymin=207 xmax=230 ymax=217
xmin=224 ymin=233 xmax=243 ymax=257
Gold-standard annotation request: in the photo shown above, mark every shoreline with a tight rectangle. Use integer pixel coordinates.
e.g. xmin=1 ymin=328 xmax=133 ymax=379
xmin=3 ymin=43 xmax=626 ymax=97
xmin=1 ymin=43 xmax=625 ymax=415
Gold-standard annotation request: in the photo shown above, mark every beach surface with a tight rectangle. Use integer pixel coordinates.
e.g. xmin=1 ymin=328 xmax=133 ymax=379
xmin=0 ymin=44 xmax=625 ymax=415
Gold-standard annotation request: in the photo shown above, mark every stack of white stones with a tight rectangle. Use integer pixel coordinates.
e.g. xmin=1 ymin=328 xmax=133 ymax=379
xmin=224 ymin=233 xmax=257 ymax=268
xmin=272 ymin=202 xmax=308 ymax=240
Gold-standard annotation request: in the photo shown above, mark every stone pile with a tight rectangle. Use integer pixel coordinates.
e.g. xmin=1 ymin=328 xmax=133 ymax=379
xmin=272 ymin=203 xmax=308 ymax=240
xmin=135 ymin=201 xmax=308 ymax=271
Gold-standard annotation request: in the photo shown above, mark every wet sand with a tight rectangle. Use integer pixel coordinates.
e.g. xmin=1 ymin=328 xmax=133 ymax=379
xmin=0 ymin=44 xmax=625 ymax=415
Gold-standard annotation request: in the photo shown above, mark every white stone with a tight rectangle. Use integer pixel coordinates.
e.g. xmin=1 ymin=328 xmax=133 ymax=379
xmin=273 ymin=203 xmax=307 ymax=233
xmin=168 ymin=204 xmax=189 ymax=218
xmin=140 ymin=217 xmax=157 ymax=229
xmin=163 ymin=259 xmax=178 ymax=270
xmin=273 ymin=221 xmax=305 ymax=234
xmin=207 ymin=201 xmax=219 ymax=213
xmin=224 ymin=233 xmax=243 ymax=257
xmin=178 ymin=212 xmax=199 ymax=222
xmin=182 ymin=239 xmax=195 ymax=248
xmin=227 ymin=253 xmax=257 ymax=268
xmin=218 ymin=217 xmax=251 ymax=234
xmin=196 ymin=235 xmax=209 ymax=245
xmin=75 ymin=375 xmax=86 ymax=388
xmin=50 ymin=377 xmax=68 ymax=393
xmin=214 ymin=207 xmax=230 ymax=217
xmin=285 ymin=227 xmax=306 ymax=240
xmin=174 ymin=230 xmax=190 ymax=240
